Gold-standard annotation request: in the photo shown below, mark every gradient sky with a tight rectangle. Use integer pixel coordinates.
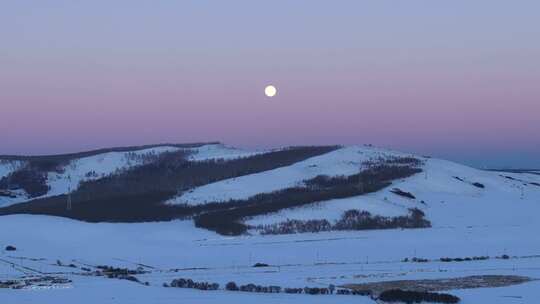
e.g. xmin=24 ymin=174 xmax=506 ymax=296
xmin=1 ymin=1 xmax=539 ymax=168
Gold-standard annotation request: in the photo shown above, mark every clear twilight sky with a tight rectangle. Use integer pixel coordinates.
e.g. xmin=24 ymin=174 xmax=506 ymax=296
xmin=1 ymin=1 xmax=539 ymax=168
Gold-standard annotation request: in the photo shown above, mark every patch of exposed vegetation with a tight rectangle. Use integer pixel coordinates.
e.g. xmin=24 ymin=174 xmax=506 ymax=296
xmin=0 ymin=169 xmax=50 ymax=198
xmin=390 ymin=188 xmax=416 ymax=199
xmin=167 ymin=278 xmax=219 ymax=290
xmin=96 ymin=265 xmax=147 ymax=283
xmin=256 ymin=208 xmax=430 ymax=235
xmin=0 ymin=276 xmax=71 ymax=289
xmin=344 ymin=275 xmax=531 ymax=296
xmin=378 ymin=289 xmax=460 ymax=304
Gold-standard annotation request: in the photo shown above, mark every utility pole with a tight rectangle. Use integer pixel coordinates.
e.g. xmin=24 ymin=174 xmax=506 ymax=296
xmin=67 ymin=175 xmax=72 ymax=211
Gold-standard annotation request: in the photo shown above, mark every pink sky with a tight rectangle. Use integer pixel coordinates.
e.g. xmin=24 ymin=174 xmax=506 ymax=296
xmin=1 ymin=1 xmax=539 ymax=167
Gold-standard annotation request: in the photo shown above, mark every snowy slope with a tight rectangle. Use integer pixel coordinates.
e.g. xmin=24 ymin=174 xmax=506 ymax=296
xmin=0 ymin=144 xmax=265 ymax=207
xmin=167 ymin=146 xmax=418 ymax=205
xmin=1 ymin=144 xmax=540 ymax=303
xmin=0 ymin=160 xmax=25 ymax=179
xmin=247 ymin=157 xmax=540 ymax=230
xmin=45 ymin=146 xmax=183 ymax=197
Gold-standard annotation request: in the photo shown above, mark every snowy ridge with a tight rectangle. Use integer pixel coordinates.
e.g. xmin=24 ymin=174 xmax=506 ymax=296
xmin=187 ymin=144 xmax=267 ymax=161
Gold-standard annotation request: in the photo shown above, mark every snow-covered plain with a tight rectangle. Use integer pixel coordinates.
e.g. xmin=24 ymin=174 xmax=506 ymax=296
xmin=1 ymin=214 xmax=539 ymax=303
xmin=1 ymin=145 xmax=539 ymax=303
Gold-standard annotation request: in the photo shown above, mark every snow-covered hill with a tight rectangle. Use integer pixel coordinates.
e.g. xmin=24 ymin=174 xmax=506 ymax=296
xmin=0 ymin=143 xmax=266 ymax=207
xmin=1 ymin=143 xmax=539 ymax=303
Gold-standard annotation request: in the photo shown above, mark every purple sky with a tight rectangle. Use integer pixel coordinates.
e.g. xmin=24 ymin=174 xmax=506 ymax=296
xmin=1 ymin=1 xmax=539 ymax=168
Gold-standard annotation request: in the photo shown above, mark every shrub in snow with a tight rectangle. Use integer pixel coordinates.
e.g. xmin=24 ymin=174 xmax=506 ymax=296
xmin=225 ymin=282 xmax=239 ymax=291
xmin=390 ymin=188 xmax=416 ymax=199
xmin=472 ymin=182 xmax=485 ymax=188
xmin=378 ymin=289 xmax=460 ymax=304
xmin=252 ymin=263 xmax=269 ymax=267
xmin=284 ymin=288 xmax=303 ymax=294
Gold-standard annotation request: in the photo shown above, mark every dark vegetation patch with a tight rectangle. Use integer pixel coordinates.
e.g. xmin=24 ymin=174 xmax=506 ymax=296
xmin=390 ymin=188 xmax=416 ymax=199
xmin=402 ymin=257 xmax=429 ymax=263
xmin=252 ymin=263 xmax=269 ymax=267
xmin=226 ymin=282 xmax=282 ymax=293
xmin=499 ymin=174 xmax=540 ymax=187
xmin=440 ymin=256 xmax=489 ymax=262
xmin=0 ymin=169 xmax=50 ymax=198
xmin=0 ymin=276 xmax=71 ymax=289
xmin=5 ymin=245 xmax=16 ymax=251
xmin=405 ymin=255 xmax=511 ymax=263
xmin=0 ymin=146 xmax=340 ymax=223
xmin=0 ymin=143 xmax=214 ymax=162
xmin=453 ymin=176 xmax=485 ymax=189
xmin=96 ymin=265 xmax=146 ymax=283
xmin=378 ymin=289 xmax=460 ymax=304
xmin=345 ymin=275 xmax=530 ymax=296
xmin=257 ymin=208 xmax=430 ymax=235
xmin=194 ymin=158 xmax=423 ymax=235
xmin=223 ymin=281 xmax=363 ymax=296
xmin=168 ymin=278 xmax=219 ymax=290
xmin=0 ymin=190 xmax=17 ymax=198
xmin=471 ymin=182 xmax=485 ymax=188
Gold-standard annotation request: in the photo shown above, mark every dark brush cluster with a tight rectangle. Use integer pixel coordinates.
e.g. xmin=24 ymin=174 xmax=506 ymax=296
xmin=378 ymin=289 xmax=460 ymax=304
xmin=257 ymin=208 xmax=430 ymax=235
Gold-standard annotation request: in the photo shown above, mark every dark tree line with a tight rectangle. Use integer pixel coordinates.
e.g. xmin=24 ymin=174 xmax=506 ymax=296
xmin=168 ymin=278 xmax=219 ymax=291
xmin=257 ymin=208 xmax=430 ymax=235
xmin=378 ymin=289 xmax=460 ymax=304
xmin=195 ymin=159 xmax=423 ymax=235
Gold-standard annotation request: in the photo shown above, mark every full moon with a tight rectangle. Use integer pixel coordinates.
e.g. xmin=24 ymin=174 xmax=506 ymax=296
xmin=264 ymin=85 xmax=277 ymax=97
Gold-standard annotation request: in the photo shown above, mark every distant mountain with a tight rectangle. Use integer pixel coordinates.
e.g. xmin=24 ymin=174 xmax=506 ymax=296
xmin=1 ymin=143 xmax=539 ymax=236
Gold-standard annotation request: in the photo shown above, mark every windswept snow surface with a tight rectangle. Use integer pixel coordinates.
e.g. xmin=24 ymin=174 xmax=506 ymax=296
xmin=167 ymin=146 xmax=417 ymax=205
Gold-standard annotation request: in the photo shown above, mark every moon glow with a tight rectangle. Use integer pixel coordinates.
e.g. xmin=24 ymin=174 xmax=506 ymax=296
xmin=264 ymin=85 xmax=277 ymax=97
